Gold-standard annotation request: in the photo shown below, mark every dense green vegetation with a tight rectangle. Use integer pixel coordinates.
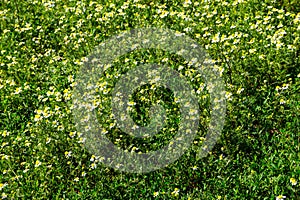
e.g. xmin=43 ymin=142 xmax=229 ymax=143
xmin=0 ymin=0 xmax=299 ymax=199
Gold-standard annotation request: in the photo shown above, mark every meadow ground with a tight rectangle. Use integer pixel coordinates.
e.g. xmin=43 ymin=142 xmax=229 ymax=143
xmin=0 ymin=0 xmax=299 ymax=199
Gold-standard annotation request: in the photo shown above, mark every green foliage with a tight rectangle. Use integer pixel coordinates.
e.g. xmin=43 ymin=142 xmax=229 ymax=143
xmin=0 ymin=0 xmax=299 ymax=199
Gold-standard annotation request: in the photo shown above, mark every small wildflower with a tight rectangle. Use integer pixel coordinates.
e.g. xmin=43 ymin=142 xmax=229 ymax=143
xmin=90 ymin=155 xmax=97 ymax=162
xmin=219 ymin=154 xmax=224 ymax=160
xmin=78 ymin=137 xmax=86 ymax=143
xmin=259 ymin=54 xmax=265 ymax=60
xmin=67 ymin=75 xmax=74 ymax=82
xmin=153 ymin=191 xmax=159 ymax=197
xmin=1 ymin=193 xmax=7 ymax=199
xmin=237 ymin=88 xmax=244 ymax=94
xmin=14 ymin=87 xmax=22 ymax=95
xmin=46 ymin=137 xmax=51 ymax=144
xmin=1 ymin=131 xmax=9 ymax=137
xmin=90 ymin=163 xmax=97 ymax=169
xmin=191 ymin=166 xmax=198 ymax=170
xmin=0 ymin=183 xmax=7 ymax=191
xmin=171 ymin=188 xmax=180 ymax=196
xmin=280 ymin=99 xmax=285 ymax=104
xmin=69 ymin=131 xmax=76 ymax=138
xmin=212 ymin=32 xmax=220 ymax=43
xmin=249 ymin=49 xmax=257 ymax=54
xmin=132 ymin=124 xmax=139 ymax=130
xmin=74 ymin=177 xmax=79 ymax=182
xmin=35 ymin=160 xmax=41 ymax=167
xmin=275 ymin=86 xmax=281 ymax=92
xmin=64 ymin=151 xmax=72 ymax=158
xmin=290 ymin=178 xmax=297 ymax=186
xmin=282 ymin=83 xmax=289 ymax=90
xmin=127 ymin=101 xmax=136 ymax=106
xmin=131 ymin=146 xmax=139 ymax=152
xmin=34 ymin=114 xmax=42 ymax=122
xmin=276 ymin=195 xmax=286 ymax=200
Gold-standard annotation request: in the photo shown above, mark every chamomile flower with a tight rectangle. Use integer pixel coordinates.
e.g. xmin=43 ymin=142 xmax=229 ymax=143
xmin=81 ymin=171 xmax=86 ymax=177
xmin=127 ymin=101 xmax=136 ymax=106
xmin=276 ymin=195 xmax=286 ymax=200
xmin=279 ymin=99 xmax=286 ymax=104
xmin=69 ymin=131 xmax=77 ymax=138
xmin=35 ymin=160 xmax=41 ymax=167
xmin=1 ymin=193 xmax=7 ymax=199
xmin=212 ymin=32 xmax=220 ymax=43
xmin=290 ymin=178 xmax=297 ymax=186
xmin=153 ymin=191 xmax=159 ymax=197
xmin=64 ymin=151 xmax=72 ymax=158
xmin=171 ymin=188 xmax=180 ymax=196
xmin=45 ymin=137 xmax=51 ymax=144
xmin=0 ymin=183 xmax=7 ymax=191
xmin=90 ymin=163 xmax=97 ymax=169
xmin=13 ymin=87 xmax=22 ymax=95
